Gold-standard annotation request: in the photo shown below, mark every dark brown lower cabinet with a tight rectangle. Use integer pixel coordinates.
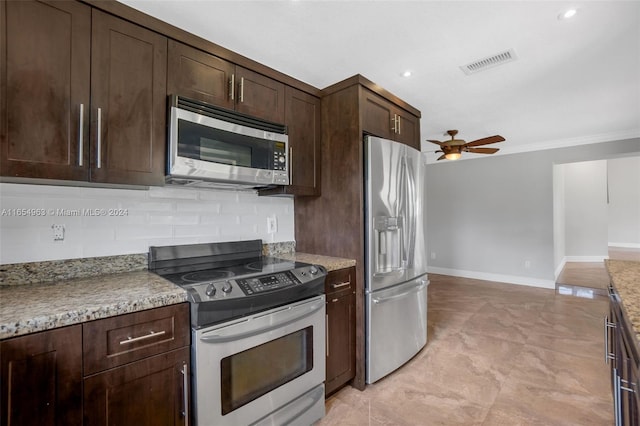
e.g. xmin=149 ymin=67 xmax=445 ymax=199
xmin=0 ymin=304 xmax=191 ymax=426
xmin=83 ymin=348 xmax=190 ymax=426
xmin=325 ymin=267 xmax=356 ymax=396
xmin=0 ymin=325 xmax=83 ymax=426
xmin=607 ymin=284 xmax=639 ymax=426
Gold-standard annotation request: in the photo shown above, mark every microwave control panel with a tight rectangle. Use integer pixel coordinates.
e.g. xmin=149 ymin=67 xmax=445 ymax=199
xmin=273 ymin=142 xmax=287 ymax=171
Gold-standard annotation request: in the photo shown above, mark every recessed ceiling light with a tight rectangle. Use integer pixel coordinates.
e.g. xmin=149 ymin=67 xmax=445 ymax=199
xmin=558 ymin=8 xmax=578 ymax=20
xmin=402 ymin=70 xmax=412 ymax=78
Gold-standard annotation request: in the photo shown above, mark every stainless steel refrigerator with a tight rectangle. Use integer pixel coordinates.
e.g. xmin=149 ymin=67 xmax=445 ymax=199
xmin=365 ymin=135 xmax=428 ymax=384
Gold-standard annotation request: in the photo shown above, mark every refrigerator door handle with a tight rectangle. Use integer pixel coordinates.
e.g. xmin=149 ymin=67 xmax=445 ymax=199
xmin=372 ymin=280 xmax=427 ymax=304
xmin=405 ymin=156 xmax=416 ymax=268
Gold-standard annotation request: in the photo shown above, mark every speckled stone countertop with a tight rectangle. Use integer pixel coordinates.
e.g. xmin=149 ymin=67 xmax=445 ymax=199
xmin=0 ymin=271 xmax=186 ymax=340
xmin=606 ymin=259 xmax=640 ymax=342
xmin=276 ymin=252 xmax=356 ymax=272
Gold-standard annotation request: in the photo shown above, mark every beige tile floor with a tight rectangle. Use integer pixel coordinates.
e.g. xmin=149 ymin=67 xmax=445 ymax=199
xmin=318 ymin=274 xmax=613 ymax=425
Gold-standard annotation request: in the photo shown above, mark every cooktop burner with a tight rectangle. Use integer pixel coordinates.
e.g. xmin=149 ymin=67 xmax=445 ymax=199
xmin=181 ymin=270 xmax=235 ymax=283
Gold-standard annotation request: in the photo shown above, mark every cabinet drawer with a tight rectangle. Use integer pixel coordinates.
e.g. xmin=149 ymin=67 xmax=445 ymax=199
xmin=325 ymin=267 xmax=355 ymax=296
xmin=83 ymin=303 xmax=190 ymax=375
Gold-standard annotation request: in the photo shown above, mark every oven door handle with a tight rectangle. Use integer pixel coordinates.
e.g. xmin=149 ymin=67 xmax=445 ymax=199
xmin=199 ymin=298 xmax=324 ymax=343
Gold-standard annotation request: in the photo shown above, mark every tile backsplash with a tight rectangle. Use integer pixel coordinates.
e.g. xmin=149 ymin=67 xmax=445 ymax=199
xmin=0 ymin=183 xmax=294 ymax=264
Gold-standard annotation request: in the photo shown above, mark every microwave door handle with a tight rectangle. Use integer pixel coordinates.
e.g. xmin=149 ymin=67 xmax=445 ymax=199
xmin=199 ymin=298 xmax=324 ymax=343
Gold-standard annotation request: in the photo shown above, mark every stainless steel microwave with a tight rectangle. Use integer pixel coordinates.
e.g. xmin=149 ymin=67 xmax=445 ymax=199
xmin=166 ymin=96 xmax=289 ymax=189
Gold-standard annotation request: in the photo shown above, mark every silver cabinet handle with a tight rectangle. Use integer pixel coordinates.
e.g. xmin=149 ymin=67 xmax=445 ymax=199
xmin=229 ymin=74 xmax=235 ymax=101
xmin=614 ymin=370 xmax=621 ymax=426
xmin=331 ymin=281 xmax=351 ymax=289
xmin=397 ymin=115 xmax=401 ymax=135
xmin=96 ymin=107 xmax=102 ymax=168
xmin=180 ymin=362 xmax=189 ymax=424
xmin=604 ymin=316 xmax=616 ymax=364
xmin=119 ymin=329 xmax=166 ymax=345
xmin=390 ymin=115 xmax=396 ymax=132
xmin=239 ymin=77 xmax=244 ymax=103
xmin=78 ymin=104 xmax=84 ymax=166
xmin=325 ymin=313 xmax=329 ymax=358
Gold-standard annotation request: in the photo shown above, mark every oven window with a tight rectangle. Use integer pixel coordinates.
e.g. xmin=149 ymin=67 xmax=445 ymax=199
xmin=177 ymin=119 xmax=270 ymax=169
xmin=220 ymin=327 xmax=313 ymax=415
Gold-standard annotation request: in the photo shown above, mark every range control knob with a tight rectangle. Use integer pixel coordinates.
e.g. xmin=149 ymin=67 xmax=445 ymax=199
xmin=310 ymin=266 xmax=319 ymax=275
xmin=221 ymin=281 xmax=233 ymax=293
xmin=205 ymin=283 xmax=216 ymax=297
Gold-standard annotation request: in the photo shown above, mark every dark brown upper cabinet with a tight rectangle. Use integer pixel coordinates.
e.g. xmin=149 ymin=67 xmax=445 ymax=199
xmin=167 ymin=41 xmax=284 ymax=124
xmin=260 ymin=86 xmax=321 ymax=197
xmin=89 ymin=10 xmax=167 ymax=186
xmin=1 ymin=1 xmax=167 ymax=186
xmin=167 ymin=39 xmax=235 ymax=110
xmin=0 ymin=0 xmax=91 ymax=181
xmin=361 ymin=90 xmax=420 ymax=150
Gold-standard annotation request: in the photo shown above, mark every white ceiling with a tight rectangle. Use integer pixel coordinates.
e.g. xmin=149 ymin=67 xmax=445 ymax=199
xmin=120 ymin=0 xmax=640 ymax=162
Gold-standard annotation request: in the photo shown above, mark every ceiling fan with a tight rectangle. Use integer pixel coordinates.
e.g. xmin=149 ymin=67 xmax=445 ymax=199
xmin=427 ymin=130 xmax=505 ymax=160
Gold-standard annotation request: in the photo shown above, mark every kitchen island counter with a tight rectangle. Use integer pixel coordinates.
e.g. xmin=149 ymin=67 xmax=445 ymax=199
xmin=0 ymin=270 xmax=186 ymax=340
xmin=606 ymin=259 xmax=640 ymax=343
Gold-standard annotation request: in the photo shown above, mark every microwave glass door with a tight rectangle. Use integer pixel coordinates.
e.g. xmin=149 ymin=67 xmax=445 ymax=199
xmin=220 ymin=326 xmax=314 ymax=415
xmin=177 ymin=119 xmax=275 ymax=170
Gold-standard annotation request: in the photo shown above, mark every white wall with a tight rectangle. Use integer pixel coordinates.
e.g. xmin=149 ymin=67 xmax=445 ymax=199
xmin=562 ymin=160 xmax=609 ymax=260
xmin=608 ymin=156 xmax=640 ymax=247
xmin=426 ymin=138 xmax=640 ymax=288
xmin=0 ymin=183 xmax=294 ymax=264
xmin=552 ymin=165 xmax=566 ymax=275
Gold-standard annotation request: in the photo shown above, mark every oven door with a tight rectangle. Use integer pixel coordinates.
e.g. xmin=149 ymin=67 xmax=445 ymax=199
xmin=192 ymin=295 xmax=325 ymax=426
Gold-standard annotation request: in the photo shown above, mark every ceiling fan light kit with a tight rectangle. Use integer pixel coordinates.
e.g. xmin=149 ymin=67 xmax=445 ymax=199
xmin=427 ymin=130 xmax=505 ymax=161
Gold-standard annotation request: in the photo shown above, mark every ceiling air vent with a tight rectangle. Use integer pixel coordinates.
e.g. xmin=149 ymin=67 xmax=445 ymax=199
xmin=460 ymin=49 xmax=517 ymax=75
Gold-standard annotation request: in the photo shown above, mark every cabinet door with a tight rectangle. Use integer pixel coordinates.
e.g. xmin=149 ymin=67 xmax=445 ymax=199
xmin=234 ymin=66 xmax=285 ymax=123
xmin=90 ymin=10 xmax=167 ymax=186
xmin=361 ymin=91 xmax=394 ymax=140
xmin=284 ymin=87 xmax=321 ymax=196
xmin=83 ymin=347 xmax=190 ymax=426
xmin=394 ymin=108 xmax=420 ymax=150
xmin=0 ymin=325 xmax=82 ymax=426
xmin=0 ymin=0 xmax=90 ymax=181
xmin=167 ymin=40 xmax=235 ymax=110
xmin=325 ymin=291 xmax=356 ymax=396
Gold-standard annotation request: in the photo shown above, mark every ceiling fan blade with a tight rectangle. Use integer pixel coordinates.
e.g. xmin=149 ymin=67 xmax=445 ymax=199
xmin=465 ymin=147 xmax=499 ymax=154
xmin=427 ymin=139 xmax=445 ymax=146
xmin=437 ymin=154 xmax=446 ymax=161
xmin=465 ymin=135 xmax=505 ymax=147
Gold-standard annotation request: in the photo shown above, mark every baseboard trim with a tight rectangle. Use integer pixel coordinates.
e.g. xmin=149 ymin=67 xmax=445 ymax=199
xmin=427 ymin=266 xmax=556 ymax=289
xmin=554 ymin=258 xmax=567 ymax=280
xmin=609 ymin=242 xmax=640 ymax=249
xmin=564 ymin=255 xmax=609 ymax=262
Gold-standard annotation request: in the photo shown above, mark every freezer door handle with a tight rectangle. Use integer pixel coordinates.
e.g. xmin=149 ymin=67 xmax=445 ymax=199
xmin=372 ymin=280 xmax=427 ymax=304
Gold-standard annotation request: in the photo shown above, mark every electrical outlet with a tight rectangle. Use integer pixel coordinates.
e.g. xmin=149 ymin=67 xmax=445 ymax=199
xmin=267 ymin=216 xmax=277 ymax=234
xmin=430 ymin=252 xmax=436 ymax=260
xmin=52 ymin=224 xmax=65 ymax=241
xmin=524 ymin=260 xmax=531 ymax=269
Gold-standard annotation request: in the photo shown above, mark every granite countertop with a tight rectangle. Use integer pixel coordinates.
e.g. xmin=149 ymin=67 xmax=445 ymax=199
xmin=0 ymin=270 xmax=187 ymax=340
xmin=606 ymin=259 xmax=640 ymax=342
xmin=0 ymin=247 xmax=355 ymax=342
xmin=275 ymin=252 xmax=356 ymax=272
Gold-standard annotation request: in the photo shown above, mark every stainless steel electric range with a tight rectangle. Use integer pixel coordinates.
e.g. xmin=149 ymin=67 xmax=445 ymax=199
xmin=149 ymin=239 xmax=327 ymax=426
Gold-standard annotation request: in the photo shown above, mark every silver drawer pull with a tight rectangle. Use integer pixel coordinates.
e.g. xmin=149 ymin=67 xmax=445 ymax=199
xmin=331 ymin=281 xmax=351 ymax=289
xmin=120 ymin=330 xmax=166 ymax=345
